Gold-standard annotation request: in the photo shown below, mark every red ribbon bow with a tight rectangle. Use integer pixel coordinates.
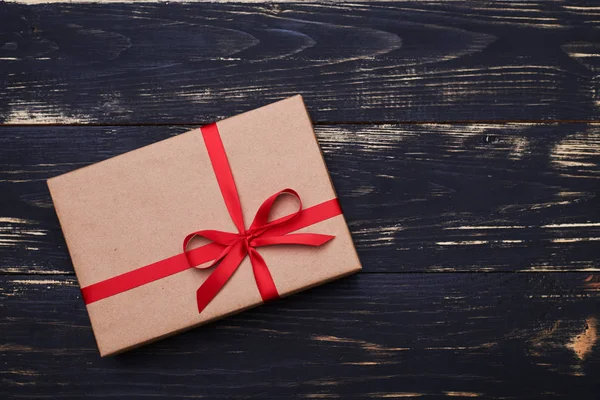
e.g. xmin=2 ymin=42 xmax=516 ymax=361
xmin=183 ymin=124 xmax=335 ymax=313
xmin=184 ymin=188 xmax=334 ymax=313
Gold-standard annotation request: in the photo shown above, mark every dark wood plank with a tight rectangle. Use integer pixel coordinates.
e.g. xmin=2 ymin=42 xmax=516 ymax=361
xmin=0 ymin=273 xmax=598 ymax=399
xmin=1 ymin=1 xmax=599 ymax=124
xmin=1 ymin=123 xmax=598 ymax=274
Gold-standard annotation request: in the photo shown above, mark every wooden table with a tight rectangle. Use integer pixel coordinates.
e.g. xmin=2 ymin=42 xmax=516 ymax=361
xmin=1 ymin=1 xmax=598 ymax=398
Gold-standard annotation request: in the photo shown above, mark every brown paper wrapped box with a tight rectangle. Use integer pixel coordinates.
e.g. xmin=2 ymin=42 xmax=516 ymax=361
xmin=47 ymin=95 xmax=362 ymax=356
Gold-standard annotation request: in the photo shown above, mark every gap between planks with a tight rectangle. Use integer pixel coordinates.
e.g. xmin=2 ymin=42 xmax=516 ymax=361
xmin=2 ymin=120 xmax=600 ymax=128
xmin=2 ymin=271 xmax=596 ymax=277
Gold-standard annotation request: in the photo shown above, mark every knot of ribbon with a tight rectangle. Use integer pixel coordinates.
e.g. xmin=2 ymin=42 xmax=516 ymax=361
xmin=182 ymin=124 xmax=336 ymax=313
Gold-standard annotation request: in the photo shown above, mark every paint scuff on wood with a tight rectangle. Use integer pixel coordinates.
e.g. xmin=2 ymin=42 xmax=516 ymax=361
xmin=567 ymin=317 xmax=597 ymax=361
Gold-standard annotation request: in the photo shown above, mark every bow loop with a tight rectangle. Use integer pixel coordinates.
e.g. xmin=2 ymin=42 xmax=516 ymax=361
xmin=249 ymin=188 xmax=303 ymax=232
xmin=183 ymin=230 xmax=239 ymax=270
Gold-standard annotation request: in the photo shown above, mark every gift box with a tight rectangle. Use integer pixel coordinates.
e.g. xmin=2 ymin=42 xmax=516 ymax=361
xmin=47 ymin=95 xmax=362 ymax=356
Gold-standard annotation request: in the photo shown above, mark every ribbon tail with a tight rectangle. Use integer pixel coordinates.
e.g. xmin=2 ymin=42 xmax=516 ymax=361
xmin=201 ymin=123 xmax=246 ymax=233
xmin=252 ymin=233 xmax=335 ymax=247
xmin=247 ymin=248 xmax=279 ymax=302
xmin=196 ymin=241 xmax=246 ymax=313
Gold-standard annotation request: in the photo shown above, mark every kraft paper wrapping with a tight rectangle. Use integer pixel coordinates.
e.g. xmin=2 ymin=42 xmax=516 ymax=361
xmin=47 ymin=95 xmax=362 ymax=356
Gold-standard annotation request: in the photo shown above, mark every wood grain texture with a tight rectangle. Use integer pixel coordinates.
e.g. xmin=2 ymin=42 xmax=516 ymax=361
xmin=1 ymin=273 xmax=598 ymax=399
xmin=1 ymin=123 xmax=598 ymax=274
xmin=1 ymin=2 xmax=599 ymax=398
xmin=1 ymin=1 xmax=599 ymax=124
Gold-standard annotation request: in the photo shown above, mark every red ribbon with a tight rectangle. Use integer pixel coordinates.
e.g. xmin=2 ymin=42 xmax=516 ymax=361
xmin=81 ymin=123 xmax=342 ymax=313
